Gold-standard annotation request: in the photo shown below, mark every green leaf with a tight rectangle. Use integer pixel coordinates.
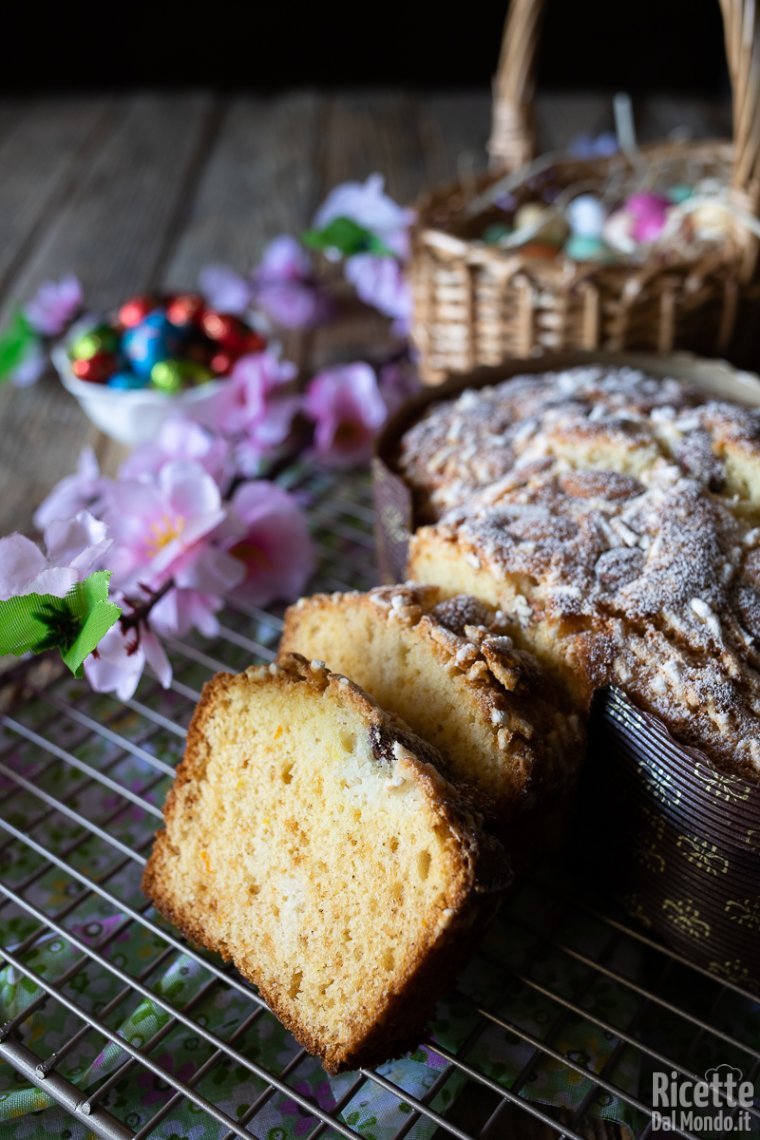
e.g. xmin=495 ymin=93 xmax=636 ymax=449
xmin=302 ymin=216 xmax=394 ymax=258
xmin=0 ymin=570 xmax=121 ymax=678
xmin=0 ymin=310 xmax=37 ymax=382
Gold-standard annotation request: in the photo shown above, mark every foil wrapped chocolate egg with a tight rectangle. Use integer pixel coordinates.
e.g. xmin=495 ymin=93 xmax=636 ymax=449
xmin=123 ymin=325 xmax=171 ymax=379
xmin=166 ymin=293 xmax=206 ymax=328
xmin=118 ymin=295 xmax=158 ymax=329
xmin=72 ymin=351 xmax=119 ymax=383
xmin=107 ymin=372 xmax=148 ymax=390
xmin=201 ymin=310 xmax=248 ymax=350
xmin=150 ymin=359 xmax=184 ymax=393
xmin=69 ymin=325 xmax=120 ymax=361
xmin=514 ymin=202 xmax=569 ymax=247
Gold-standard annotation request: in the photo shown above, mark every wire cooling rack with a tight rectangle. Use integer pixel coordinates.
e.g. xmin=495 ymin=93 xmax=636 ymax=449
xmin=0 ymin=463 xmax=758 ymax=1140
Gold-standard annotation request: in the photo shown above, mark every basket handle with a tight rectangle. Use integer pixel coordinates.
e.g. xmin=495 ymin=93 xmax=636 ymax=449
xmin=488 ymin=0 xmax=760 ymax=213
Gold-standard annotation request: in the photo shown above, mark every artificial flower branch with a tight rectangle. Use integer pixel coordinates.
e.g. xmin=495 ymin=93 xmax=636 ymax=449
xmin=0 ymin=175 xmax=419 ymax=697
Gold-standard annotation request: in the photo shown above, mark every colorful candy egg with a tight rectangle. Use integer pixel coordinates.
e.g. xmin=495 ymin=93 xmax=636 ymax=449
xmin=107 ymin=372 xmax=148 ymax=390
xmin=210 ymin=350 xmax=235 ymax=375
xmin=118 ymin=295 xmax=158 ymax=329
xmin=482 ymin=223 xmax=512 ymax=245
xmin=243 ymin=331 xmax=267 ymax=354
xmin=566 ymin=194 xmax=606 ymax=239
xmin=668 ymin=184 xmax=694 ymax=205
xmin=69 ymin=325 xmax=120 ymax=361
xmin=165 ymin=293 xmax=206 ymax=328
xmin=201 ymin=310 xmax=249 ymax=350
xmin=123 ymin=325 xmax=171 ymax=379
xmin=514 ymin=202 xmax=569 ymax=247
xmin=625 ymin=193 xmax=671 ymax=243
xmin=150 ymin=359 xmax=185 ymax=393
xmin=72 ymin=352 xmax=118 ymax=383
xmin=564 ymin=235 xmax=613 ymax=262
xmin=603 ymin=210 xmax=636 ymax=255
xmin=689 ymin=200 xmax=733 ymax=241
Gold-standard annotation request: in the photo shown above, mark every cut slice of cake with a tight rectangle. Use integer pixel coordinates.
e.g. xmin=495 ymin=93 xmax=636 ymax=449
xmin=143 ymin=654 xmax=509 ymax=1073
xmin=280 ymin=585 xmax=584 ymax=823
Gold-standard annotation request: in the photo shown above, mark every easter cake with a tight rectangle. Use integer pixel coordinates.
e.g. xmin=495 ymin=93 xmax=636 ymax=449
xmin=143 ymin=654 xmax=510 ymax=1073
xmin=280 ymin=584 xmax=585 ymax=825
xmin=395 ymin=364 xmax=760 ymax=779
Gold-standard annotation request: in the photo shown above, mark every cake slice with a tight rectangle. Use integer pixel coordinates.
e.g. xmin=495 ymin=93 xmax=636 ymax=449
xmin=143 ymin=654 xmax=509 ymax=1073
xmin=280 ymin=585 xmax=584 ymax=823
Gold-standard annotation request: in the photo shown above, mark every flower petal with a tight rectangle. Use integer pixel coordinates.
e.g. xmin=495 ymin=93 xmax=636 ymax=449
xmin=0 ymin=534 xmax=48 ymax=600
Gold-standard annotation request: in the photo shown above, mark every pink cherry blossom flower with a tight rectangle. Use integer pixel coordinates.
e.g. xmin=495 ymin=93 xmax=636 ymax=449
xmin=0 ymin=511 xmax=111 ymax=601
xmin=150 ymin=586 xmax=224 ymax=639
xmin=197 ymin=264 xmax=251 ymax=316
xmin=302 ymin=362 xmax=387 ymax=467
xmin=149 ymin=541 xmax=245 ymax=637
xmin=23 ymin=274 xmax=83 ymax=336
xmin=119 ymin=417 xmax=232 ymax=490
xmin=314 ymin=174 xmax=415 ymax=259
xmin=252 ymin=235 xmax=327 ymax=329
xmin=209 ymin=349 xmax=297 ymax=435
xmin=344 ymin=253 xmax=411 ymax=331
xmin=219 ymin=481 xmax=315 ymax=607
xmin=84 ymin=614 xmax=171 ymax=700
xmin=34 ymin=447 xmax=106 ymax=529
xmin=103 ymin=461 xmax=226 ymax=592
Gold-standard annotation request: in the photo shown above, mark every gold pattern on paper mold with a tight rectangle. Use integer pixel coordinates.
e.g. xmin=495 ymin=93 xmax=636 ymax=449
xmin=745 ymin=828 xmax=760 ymax=853
xmin=707 ymin=958 xmax=755 ymax=986
xmin=622 ymin=893 xmax=653 ymax=928
xmin=662 ymin=898 xmax=711 ymax=941
xmin=381 ymin=503 xmax=408 ymax=545
xmin=676 ymin=834 xmax=730 ymax=877
xmin=634 ymin=840 xmax=667 ymax=875
xmin=637 ymin=759 xmax=682 ymax=807
xmin=724 ymin=898 xmax=760 ymax=930
xmin=692 ymin=763 xmax=751 ymax=803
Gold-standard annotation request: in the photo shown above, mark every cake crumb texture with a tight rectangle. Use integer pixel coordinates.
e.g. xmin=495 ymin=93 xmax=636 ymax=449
xmin=143 ymin=654 xmax=509 ymax=1073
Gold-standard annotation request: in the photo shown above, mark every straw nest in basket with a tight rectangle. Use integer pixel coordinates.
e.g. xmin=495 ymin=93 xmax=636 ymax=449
xmin=410 ymin=0 xmax=760 ymax=383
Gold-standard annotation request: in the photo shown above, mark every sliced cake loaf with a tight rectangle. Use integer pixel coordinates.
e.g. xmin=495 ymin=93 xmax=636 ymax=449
xmin=143 ymin=654 xmax=509 ymax=1073
xmin=280 ymin=585 xmax=584 ymax=823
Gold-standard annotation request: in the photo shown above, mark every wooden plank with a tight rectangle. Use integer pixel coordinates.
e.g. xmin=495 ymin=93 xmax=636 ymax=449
xmin=308 ymin=91 xmax=433 ymax=370
xmin=0 ymin=97 xmax=112 ymax=302
xmin=415 ymin=90 xmax=491 ymax=186
xmin=0 ymin=93 xmax=216 ymax=536
xmin=163 ymin=92 xmax=326 ymax=286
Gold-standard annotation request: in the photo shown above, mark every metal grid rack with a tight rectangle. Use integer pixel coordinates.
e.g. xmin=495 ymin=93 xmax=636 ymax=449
xmin=0 ymin=464 xmax=757 ymax=1140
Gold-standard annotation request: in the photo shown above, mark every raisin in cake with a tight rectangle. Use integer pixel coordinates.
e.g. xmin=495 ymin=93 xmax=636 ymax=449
xmin=398 ymin=365 xmax=760 ymax=778
xmin=143 ymin=654 xmax=509 ymax=1073
xmin=280 ymin=584 xmax=584 ymax=822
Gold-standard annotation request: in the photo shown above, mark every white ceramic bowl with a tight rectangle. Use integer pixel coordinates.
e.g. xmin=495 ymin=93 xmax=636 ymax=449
xmin=53 ymin=341 xmax=225 ymax=445
xmin=53 ymin=311 xmax=272 ymax=446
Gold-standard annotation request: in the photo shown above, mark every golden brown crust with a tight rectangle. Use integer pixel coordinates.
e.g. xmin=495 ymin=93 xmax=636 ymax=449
xmin=282 ymin=587 xmax=584 ymax=810
xmin=398 ymin=365 xmax=760 ymax=779
xmin=143 ymin=655 xmax=510 ymax=1073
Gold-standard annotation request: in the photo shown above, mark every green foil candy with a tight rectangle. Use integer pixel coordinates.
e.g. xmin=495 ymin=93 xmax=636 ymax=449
xmin=150 ymin=359 xmax=184 ymax=393
xmin=69 ymin=325 xmax=119 ymax=361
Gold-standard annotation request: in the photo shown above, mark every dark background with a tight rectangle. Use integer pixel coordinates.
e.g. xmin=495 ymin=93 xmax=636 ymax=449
xmin=4 ymin=0 xmax=728 ymax=94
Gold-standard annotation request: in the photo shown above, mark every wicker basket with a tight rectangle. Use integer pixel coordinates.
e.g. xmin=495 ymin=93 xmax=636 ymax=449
xmin=410 ymin=0 xmax=760 ymax=383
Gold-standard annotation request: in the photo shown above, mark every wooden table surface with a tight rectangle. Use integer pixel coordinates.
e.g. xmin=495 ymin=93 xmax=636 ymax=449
xmin=0 ymin=89 xmax=731 ymax=537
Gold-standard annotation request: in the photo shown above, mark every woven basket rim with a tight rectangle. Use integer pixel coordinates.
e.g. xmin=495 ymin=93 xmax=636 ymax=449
xmin=412 ymin=138 xmax=745 ymax=273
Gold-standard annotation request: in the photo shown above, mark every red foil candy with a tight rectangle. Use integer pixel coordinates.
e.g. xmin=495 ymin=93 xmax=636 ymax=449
xmin=166 ymin=294 xmax=206 ymax=328
xmin=117 ymin=295 xmax=157 ymax=329
xmin=72 ymin=352 xmax=118 ymax=383
xmin=210 ymin=350 xmax=236 ymax=375
xmin=201 ymin=311 xmax=247 ymax=349
xmin=244 ymin=331 xmax=267 ymax=353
